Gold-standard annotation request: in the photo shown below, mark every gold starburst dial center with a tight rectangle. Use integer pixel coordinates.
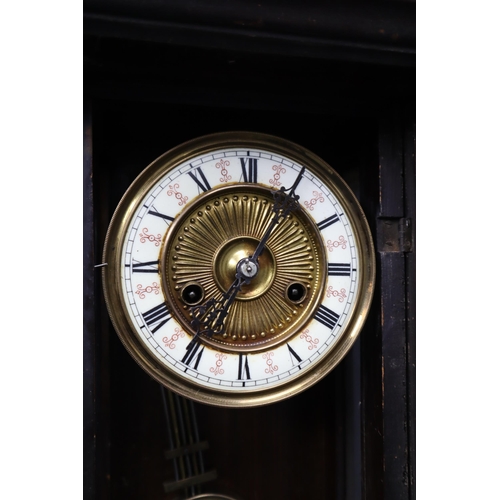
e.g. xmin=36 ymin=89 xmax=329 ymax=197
xmin=214 ymin=236 xmax=276 ymax=301
xmin=162 ymin=184 xmax=327 ymax=352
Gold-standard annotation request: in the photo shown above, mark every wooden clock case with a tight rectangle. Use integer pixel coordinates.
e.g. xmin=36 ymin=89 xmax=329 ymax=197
xmin=83 ymin=1 xmax=415 ymax=498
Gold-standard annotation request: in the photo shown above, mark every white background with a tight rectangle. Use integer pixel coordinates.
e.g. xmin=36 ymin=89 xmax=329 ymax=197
xmin=1 ymin=2 xmax=498 ymax=498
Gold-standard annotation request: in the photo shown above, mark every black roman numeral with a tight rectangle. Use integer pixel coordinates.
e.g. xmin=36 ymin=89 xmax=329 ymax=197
xmin=328 ymin=263 xmax=351 ymax=276
xmin=142 ymin=302 xmax=172 ymax=333
xmin=181 ymin=337 xmax=204 ymax=370
xmin=188 ymin=167 xmax=211 ymax=192
xmin=287 ymin=343 xmax=302 ymax=368
xmin=147 ymin=207 xmax=174 ymax=223
xmin=237 ymin=354 xmax=251 ymax=382
xmin=314 ymin=305 xmax=340 ymax=330
xmin=317 ymin=214 xmax=340 ymax=231
xmin=240 ymin=157 xmax=258 ymax=183
xmin=130 ymin=260 xmax=159 ymax=273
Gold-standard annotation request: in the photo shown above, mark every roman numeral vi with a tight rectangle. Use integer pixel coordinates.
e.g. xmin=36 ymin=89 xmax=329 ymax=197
xmin=238 ymin=354 xmax=251 ymax=382
xmin=181 ymin=337 xmax=204 ymax=370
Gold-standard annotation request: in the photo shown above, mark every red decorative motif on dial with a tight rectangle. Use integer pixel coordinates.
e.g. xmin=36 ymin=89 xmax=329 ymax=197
xmin=210 ymin=352 xmax=227 ymax=376
xmin=162 ymin=328 xmax=185 ymax=349
xmin=215 ymin=159 xmax=232 ymax=183
xmin=139 ymin=228 xmax=162 ymax=246
xmin=263 ymin=352 xmax=278 ymax=375
xmin=300 ymin=329 xmax=319 ymax=350
xmin=327 ymin=287 xmax=347 ymax=303
xmin=269 ymin=164 xmax=286 ymax=187
xmin=135 ymin=282 xmax=160 ymax=299
xmin=167 ymin=183 xmax=188 ymax=206
xmin=327 ymin=235 xmax=347 ymax=252
xmin=304 ymin=191 xmax=324 ymax=211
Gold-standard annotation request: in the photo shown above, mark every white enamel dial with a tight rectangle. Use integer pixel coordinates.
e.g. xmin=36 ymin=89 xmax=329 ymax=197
xmin=103 ymin=132 xmax=375 ymax=407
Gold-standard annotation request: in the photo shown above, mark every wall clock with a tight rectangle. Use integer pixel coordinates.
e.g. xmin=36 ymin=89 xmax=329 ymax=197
xmin=102 ymin=131 xmax=375 ymax=408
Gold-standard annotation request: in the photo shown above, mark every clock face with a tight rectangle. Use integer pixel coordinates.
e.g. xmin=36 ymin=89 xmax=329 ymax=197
xmin=102 ymin=132 xmax=375 ymax=407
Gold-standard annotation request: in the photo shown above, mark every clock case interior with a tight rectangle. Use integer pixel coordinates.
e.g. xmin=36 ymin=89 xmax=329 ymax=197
xmin=84 ymin=3 xmax=415 ymax=498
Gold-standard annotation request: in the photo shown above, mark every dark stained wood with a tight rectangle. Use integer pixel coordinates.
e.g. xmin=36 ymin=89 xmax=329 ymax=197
xmin=360 ymin=289 xmax=384 ymax=500
xmin=379 ymin=114 xmax=405 ymax=218
xmin=380 ymin=251 xmax=409 ymax=498
xmin=83 ymin=99 xmax=96 ymax=500
xmin=403 ymin=111 xmax=416 ymax=499
xmin=83 ymin=0 xmax=415 ymax=67
xmin=195 ymin=372 xmax=343 ymax=500
xmin=90 ymin=95 xmax=378 ymax=499
xmin=377 ymin=110 xmax=414 ymax=499
xmin=357 ymin=126 xmax=384 ymax=500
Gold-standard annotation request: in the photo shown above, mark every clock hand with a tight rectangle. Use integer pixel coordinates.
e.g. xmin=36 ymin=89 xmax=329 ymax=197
xmin=201 ymin=275 xmax=246 ymax=335
xmin=187 ymin=267 xmax=250 ymax=349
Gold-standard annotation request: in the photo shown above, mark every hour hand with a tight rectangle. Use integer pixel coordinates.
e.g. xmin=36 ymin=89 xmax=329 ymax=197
xmin=189 ymin=271 xmax=249 ymax=339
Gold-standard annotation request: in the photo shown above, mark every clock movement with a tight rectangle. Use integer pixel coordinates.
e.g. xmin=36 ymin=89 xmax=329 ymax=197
xmin=102 ymin=131 xmax=375 ymax=407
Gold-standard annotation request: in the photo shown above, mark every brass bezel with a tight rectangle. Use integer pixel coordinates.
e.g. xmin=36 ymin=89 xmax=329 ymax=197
xmin=102 ymin=131 xmax=376 ymax=408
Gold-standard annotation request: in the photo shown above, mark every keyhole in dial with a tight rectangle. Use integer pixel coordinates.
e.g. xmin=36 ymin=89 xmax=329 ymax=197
xmin=286 ymin=282 xmax=307 ymax=304
xmin=181 ymin=283 xmax=204 ymax=305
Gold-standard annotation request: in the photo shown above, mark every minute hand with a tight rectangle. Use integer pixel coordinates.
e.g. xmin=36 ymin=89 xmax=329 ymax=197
xmin=251 ymin=166 xmax=306 ymax=261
